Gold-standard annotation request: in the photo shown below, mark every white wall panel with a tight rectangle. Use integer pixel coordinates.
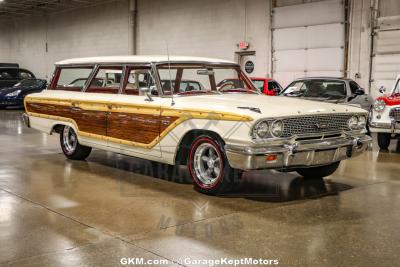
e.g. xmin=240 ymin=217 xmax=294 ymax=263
xmin=0 ymin=1 xmax=129 ymax=79
xmin=137 ymin=0 xmax=271 ymax=78
xmin=273 ymin=0 xmax=343 ymax=28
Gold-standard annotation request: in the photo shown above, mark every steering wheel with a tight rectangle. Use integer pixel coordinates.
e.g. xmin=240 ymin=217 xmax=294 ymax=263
xmin=218 ymin=81 xmax=235 ymax=91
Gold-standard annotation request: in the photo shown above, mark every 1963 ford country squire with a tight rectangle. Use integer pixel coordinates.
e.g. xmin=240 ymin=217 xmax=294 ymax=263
xmin=23 ymin=56 xmax=372 ymax=195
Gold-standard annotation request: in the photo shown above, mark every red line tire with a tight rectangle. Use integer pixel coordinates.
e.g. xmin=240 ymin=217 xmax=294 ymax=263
xmin=188 ymin=135 xmax=240 ymax=195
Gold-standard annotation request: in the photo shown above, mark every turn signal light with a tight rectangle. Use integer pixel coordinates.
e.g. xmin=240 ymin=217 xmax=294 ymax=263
xmin=266 ymin=154 xmax=278 ymax=162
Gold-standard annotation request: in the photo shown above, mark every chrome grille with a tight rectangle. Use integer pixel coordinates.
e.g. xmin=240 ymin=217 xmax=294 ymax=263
xmin=280 ymin=114 xmax=352 ymax=138
xmin=389 ymin=108 xmax=400 ymax=122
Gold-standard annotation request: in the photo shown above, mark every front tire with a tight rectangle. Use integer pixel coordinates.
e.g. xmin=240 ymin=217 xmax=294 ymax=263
xmin=60 ymin=125 xmax=92 ymax=160
xmin=188 ymin=135 xmax=240 ymax=195
xmin=296 ymin=162 xmax=340 ymax=178
xmin=377 ymin=133 xmax=391 ymax=150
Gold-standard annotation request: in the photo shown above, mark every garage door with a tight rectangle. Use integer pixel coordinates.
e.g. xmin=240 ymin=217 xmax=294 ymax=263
xmin=370 ymin=16 xmax=400 ymax=99
xmin=272 ymin=0 xmax=345 ymax=87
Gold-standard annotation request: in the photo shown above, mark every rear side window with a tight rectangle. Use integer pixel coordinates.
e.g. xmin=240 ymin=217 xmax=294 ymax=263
xmin=55 ymin=67 xmax=94 ymax=91
xmin=0 ymin=69 xmax=17 ymax=80
xmin=19 ymin=70 xmax=34 ymax=79
xmin=86 ymin=66 xmax=123 ymax=94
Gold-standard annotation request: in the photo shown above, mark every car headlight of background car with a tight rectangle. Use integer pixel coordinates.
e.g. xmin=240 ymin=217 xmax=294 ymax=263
xmin=373 ymin=99 xmax=386 ymax=112
xmin=6 ymin=90 xmax=21 ymax=97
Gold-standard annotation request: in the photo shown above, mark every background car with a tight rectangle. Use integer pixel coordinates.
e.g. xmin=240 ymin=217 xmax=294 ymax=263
xmin=281 ymin=77 xmax=373 ymax=111
xmin=250 ymin=77 xmax=282 ymax=96
xmin=369 ymin=74 xmax=400 ymax=149
xmin=0 ymin=78 xmax=47 ymax=108
xmin=0 ymin=64 xmax=36 ymax=89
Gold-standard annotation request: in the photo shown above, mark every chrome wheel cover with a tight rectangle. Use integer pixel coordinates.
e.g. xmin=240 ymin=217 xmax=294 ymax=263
xmin=193 ymin=143 xmax=222 ymax=186
xmin=62 ymin=126 xmax=77 ymax=154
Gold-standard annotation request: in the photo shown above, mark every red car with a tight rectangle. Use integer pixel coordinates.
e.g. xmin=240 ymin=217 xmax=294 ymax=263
xmin=250 ymin=77 xmax=283 ymax=96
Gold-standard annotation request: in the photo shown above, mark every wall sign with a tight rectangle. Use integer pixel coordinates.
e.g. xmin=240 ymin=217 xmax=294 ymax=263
xmin=244 ymin=61 xmax=254 ymax=74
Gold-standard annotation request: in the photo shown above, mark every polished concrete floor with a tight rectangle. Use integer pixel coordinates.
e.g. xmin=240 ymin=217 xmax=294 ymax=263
xmin=1 ymin=110 xmax=400 ymax=266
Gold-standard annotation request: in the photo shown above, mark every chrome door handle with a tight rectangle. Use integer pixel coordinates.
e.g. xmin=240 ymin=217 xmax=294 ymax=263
xmin=70 ymin=107 xmax=82 ymax=112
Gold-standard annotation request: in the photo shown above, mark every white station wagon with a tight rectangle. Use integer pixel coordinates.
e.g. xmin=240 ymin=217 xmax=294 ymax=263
xmin=23 ymin=56 xmax=372 ymax=195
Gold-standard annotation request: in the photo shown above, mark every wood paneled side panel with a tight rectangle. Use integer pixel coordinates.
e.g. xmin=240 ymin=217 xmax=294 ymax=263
xmin=26 ymin=102 xmax=181 ymax=145
xmin=107 ymin=112 xmax=179 ymax=144
xmin=26 ymin=103 xmax=107 ymax=136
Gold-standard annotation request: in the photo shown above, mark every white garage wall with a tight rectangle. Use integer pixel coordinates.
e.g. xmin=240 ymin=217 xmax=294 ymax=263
xmin=1 ymin=0 xmax=130 ymax=80
xmin=0 ymin=22 xmax=12 ymax=63
xmin=136 ymin=0 xmax=271 ymax=78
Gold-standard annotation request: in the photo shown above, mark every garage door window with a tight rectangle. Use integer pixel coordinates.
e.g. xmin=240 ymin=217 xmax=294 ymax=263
xmin=55 ymin=67 xmax=94 ymax=91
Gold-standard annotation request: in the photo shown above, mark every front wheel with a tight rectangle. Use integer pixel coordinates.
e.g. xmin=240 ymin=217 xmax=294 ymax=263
xmin=377 ymin=133 xmax=391 ymax=150
xmin=188 ymin=135 xmax=240 ymax=195
xmin=60 ymin=125 xmax=92 ymax=160
xmin=296 ymin=162 xmax=340 ymax=178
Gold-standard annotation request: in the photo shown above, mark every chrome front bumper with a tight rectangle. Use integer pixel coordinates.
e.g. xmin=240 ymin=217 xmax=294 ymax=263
xmin=225 ymin=134 xmax=372 ymax=170
xmin=369 ymin=119 xmax=400 ymax=134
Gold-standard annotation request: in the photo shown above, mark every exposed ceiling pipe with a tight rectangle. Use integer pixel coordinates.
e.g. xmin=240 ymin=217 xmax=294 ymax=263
xmin=129 ymin=0 xmax=137 ymax=55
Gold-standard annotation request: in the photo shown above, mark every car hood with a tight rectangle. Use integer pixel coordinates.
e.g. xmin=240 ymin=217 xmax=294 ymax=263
xmin=171 ymin=93 xmax=367 ymax=120
xmin=0 ymin=85 xmax=39 ymax=96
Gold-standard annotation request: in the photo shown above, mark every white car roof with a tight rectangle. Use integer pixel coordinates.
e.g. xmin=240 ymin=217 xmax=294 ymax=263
xmin=56 ymin=55 xmax=236 ymax=65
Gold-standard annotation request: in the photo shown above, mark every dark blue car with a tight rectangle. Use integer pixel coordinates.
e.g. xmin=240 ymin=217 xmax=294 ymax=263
xmin=0 ymin=79 xmax=47 ymax=108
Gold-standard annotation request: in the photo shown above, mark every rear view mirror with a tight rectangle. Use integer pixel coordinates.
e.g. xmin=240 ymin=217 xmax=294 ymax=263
xmin=379 ymin=86 xmax=386 ymax=94
xmin=197 ymin=69 xmax=214 ymax=75
xmin=354 ymin=89 xmax=365 ymax=95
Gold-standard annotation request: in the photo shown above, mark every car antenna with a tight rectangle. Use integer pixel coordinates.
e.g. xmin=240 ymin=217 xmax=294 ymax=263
xmin=166 ymin=41 xmax=175 ymax=106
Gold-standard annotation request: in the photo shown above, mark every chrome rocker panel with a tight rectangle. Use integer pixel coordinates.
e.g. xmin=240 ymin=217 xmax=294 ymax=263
xmin=225 ymin=134 xmax=372 ymax=170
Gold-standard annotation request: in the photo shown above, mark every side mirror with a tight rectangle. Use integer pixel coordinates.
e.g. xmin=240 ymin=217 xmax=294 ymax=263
xmin=354 ymin=89 xmax=365 ymax=95
xmin=379 ymin=86 xmax=386 ymax=94
xmin=140 ymin=86 xmax=156 ymax=101
xmin=273 ymin=88 xmax=281 ymax=94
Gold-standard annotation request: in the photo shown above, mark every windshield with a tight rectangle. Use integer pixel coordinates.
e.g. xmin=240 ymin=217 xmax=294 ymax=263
xmin=157 ymin=64 xmax=258 ymax=95
xmin=282 ymin=80 xmax=347 ymax=99
xmin=18 ymin=79 xmax=43 ymax=87
xmin=252 ymin=80 xmax=264 ymax=92
xmin=393 ymin=79 xmax=400 ymax=96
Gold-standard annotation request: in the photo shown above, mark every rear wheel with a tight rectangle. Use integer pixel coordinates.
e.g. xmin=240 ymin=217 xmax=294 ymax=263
xmin=296 ymin=162 xmax=340 ymax=178
xmin=377 ymin=133 xmax=391 ymax=150
xmin=60 ymin=125 xmax=92 ymax=160
xmin=188 ymin=135 xmax=240 ymax=195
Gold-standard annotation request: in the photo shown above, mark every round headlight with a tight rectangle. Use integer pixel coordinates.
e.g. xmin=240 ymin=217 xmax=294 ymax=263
xmin=348 ymin=116 xmax=359 ymax=129
xmin=358 ymin=115 xmax=366 ymax=129
xmin=271 ymin=120 xmax=284 ymax=137
xmin=373 ymin=99 xmax=386 ymax=112
xmin=255 ymin=121 xmax=269 ymax=138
